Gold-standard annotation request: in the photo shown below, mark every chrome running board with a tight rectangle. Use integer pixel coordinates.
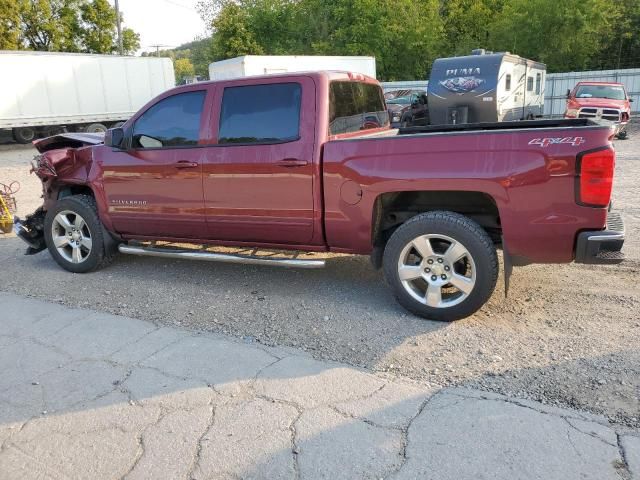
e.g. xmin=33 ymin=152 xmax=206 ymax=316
xmin=118 ymin=244 xmax=326 ymax=269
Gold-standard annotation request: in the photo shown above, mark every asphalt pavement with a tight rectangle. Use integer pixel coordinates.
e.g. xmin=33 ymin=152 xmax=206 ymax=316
xmin=1 ymin=292 xmax=638 ymax=480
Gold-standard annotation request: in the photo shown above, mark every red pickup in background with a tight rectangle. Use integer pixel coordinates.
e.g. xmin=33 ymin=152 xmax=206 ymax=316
xmin=564 ymin=81 xmax=632 ymax=139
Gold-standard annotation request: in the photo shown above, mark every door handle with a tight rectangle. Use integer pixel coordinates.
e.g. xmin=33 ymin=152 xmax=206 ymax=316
xmin=174 ymin=161 xmax=199 ymax=169
xmin=276 ymin=158 xmax=308 ymax=167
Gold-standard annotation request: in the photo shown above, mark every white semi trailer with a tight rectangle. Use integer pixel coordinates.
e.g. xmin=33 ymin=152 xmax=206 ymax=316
xmin=0 ymin=51 xmax=175 ymax=143
xmin=209 ymin=55 xmax=377 ymax=80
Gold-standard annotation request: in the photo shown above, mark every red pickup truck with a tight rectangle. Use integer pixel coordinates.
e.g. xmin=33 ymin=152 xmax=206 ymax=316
xmin=14 ymin=71 xmax=625 ymax=321
xmin=564 ymin=81 xmax=633 ymax=139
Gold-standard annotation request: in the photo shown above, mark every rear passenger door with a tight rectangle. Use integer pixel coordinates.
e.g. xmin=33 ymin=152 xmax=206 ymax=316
xmin=202 ymin=78 xmax=316 ymax=244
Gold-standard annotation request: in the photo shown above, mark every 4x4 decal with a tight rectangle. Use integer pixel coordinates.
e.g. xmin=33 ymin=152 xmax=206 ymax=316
xmin=529 ymin=137 xmax=586 ymax=148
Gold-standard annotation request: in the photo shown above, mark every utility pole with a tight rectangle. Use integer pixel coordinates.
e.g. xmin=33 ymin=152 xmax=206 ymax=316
xmin=115 ymin=0 xmax=124 ymax=55
xmin=149 ymin=45 xmax=170 ymax=57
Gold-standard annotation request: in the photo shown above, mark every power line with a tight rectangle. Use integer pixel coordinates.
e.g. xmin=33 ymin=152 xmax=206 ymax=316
xmin=148 ymin=44 xmax=172 ymax=56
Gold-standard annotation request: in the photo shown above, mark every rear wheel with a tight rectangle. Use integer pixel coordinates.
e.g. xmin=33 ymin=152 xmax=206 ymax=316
xmin=44 ymin=195 xmax=113 ymax=273
xmin=12 ymin=127 xmax=36 ymax=144
xmin=383 ymin=211 xmax=498 ymax=321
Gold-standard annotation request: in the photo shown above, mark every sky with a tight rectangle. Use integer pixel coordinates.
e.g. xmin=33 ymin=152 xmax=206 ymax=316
xmin=108 ymin=0 xmax=209 ymax=55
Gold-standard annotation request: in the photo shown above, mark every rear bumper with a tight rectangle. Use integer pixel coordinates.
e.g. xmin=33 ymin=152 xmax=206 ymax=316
xmin=575 ymin=211 xmax=625 ymax=264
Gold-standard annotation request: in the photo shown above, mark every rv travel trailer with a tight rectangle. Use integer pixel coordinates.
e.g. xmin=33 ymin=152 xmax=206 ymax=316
xmin=427 ymin=50 xmax=546 ymax=125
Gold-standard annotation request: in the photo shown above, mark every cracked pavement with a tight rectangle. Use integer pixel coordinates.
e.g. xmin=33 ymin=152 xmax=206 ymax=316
xmin=1 ymin=292 xmax=638 ymax=480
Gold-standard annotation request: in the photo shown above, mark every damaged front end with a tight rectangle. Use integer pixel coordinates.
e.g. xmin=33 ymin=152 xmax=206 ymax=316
xmin=13 ymin=132 xmax=102 ymax=255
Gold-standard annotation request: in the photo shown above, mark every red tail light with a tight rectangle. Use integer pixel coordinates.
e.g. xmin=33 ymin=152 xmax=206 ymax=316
xmin=577 ymin=147 xmax=615 ymax=207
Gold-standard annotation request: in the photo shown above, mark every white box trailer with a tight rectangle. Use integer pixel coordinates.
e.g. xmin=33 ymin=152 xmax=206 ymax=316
xmin=0 ymin=51 xmax=175 ymax=143
xmin=209 ymin=55 xmax=377 ymax=81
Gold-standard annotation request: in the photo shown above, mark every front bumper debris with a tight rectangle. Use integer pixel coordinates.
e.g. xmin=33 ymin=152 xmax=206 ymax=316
xmin=575 ymin=211 xmax=625 ymax=264
xmin=13 ymin=209 xmax=47 ymax=255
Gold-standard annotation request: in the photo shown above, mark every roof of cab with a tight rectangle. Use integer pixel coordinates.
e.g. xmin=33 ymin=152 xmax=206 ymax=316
xmin=167 ymin=70 xmax=379 ymax=94
xmin=575 ymin=81 xmax=625 ymax=87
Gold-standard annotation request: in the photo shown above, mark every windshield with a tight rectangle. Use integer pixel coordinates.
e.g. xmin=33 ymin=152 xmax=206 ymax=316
xmin=386 ymin=96 xmax=412 ymax=105
xmin=575 ymin=85 xmax=626 ymax=100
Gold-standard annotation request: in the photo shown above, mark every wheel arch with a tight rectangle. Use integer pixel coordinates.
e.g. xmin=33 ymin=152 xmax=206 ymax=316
xmin=370 ymin=190 xmax=502 ymax=268
xmin=54 ymin=182 xmax=116 ymax=235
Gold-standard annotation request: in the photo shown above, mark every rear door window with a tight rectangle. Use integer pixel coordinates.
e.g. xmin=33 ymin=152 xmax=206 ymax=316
xmin=218 ymin=83 xmax=301 ymax=144
xmin=132 ymin=91 xmax=205 ymax=149
xmin=527 ymin=76 xmax=534 ymax=92
xmin=329 ymin=81 xmax=389 ymax=135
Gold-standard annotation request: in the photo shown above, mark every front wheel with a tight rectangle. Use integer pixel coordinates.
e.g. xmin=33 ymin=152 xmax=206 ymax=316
xmin=44 ymin=195 xmax=114 ymax=273
xmin=383 ymin=211 xmax=499 ymax=321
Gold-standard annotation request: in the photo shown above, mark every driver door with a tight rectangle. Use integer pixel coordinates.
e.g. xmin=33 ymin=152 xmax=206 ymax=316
xmin=101 ymin=89 xmax=209 ymax=239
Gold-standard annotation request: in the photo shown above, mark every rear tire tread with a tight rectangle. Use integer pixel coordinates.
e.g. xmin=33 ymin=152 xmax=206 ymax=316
xmin=383 ymin=211 xmax=499 ymax=321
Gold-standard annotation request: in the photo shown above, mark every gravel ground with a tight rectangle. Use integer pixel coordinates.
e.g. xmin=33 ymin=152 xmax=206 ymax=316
xmin=1 ymin=124 xmax=638 ymax=430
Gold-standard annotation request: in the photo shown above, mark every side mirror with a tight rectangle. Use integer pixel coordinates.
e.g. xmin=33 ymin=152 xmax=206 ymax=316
xmin=629 ymin=98 xmax=634 ymax=103
xmin=566 ymin=89 xmax=571 ymax=99
xmin=105 ymin=128 xmax=125 ymax=149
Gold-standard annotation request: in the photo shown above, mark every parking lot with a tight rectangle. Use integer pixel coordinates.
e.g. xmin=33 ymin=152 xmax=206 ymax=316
xmin=1 ymin=124 xmax=638 ymax=429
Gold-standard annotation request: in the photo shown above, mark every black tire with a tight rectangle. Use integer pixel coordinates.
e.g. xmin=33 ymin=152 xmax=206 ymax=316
xmin=12 ymin=127 xmax=36 ymax=144
xmin=401 ymin=116 xmax=413 ymax=128
xmin=44 ymin=195 xmax=114 ymax=273
xmin=85 ymin=123 xmax=108 ymax=133
xmin=383 ymin=211 xmax=498 ymax=321
xmin=616 ymin=130 xmax=628 ymax=140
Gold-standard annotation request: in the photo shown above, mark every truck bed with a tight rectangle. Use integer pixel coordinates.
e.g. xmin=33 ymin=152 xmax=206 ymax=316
xmin=322 ymin=119 xmax=615 ymax=264
xmin=398 ymin=118 xmax=598 ymax=135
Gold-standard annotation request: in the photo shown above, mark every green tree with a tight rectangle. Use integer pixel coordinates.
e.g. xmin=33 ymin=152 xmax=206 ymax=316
xmin=121 ymin=27 xmax=140 ymax=54
xmin=0 ymin=0 xmax=21 ymax=49
xmin=304 ymin=0 xmax=443 ymax=80
xmin=197 ymin=0 xmax=640 ymax=79
xmin=18 ymin=0 xmax=83 ymax=51
xmin=174 ymin=57 xmax=195 ymax=82
xmin=440 ymin=0 xmax=504 ymax=56
xmin=210 ymin=2 xmax=264 ymax=59
xmin=187 ymin=37 xmax=214 ymax=76
xmin=12 ymin=0 xmax=140 ymax=54
xmin=80 ymin=0 xmax=116 ymax=53
xmin=489 ymin=0 xmax=619 ymax=71
xmin=200 ymin=0 xmax=444 ymax=80
xmin=593 ymin=0 xmax=640 ymax=70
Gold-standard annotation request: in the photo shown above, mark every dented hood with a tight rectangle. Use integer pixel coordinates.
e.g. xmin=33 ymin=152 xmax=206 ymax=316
xmin=34 ymin=132 xmax=104 ymax=154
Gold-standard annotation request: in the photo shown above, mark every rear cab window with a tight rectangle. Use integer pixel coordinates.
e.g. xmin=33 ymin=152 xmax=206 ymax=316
xmin=218 ymin=83 xmax=302 ymax=144
xmin=329 ymin=81 xmax=389 ymax=136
